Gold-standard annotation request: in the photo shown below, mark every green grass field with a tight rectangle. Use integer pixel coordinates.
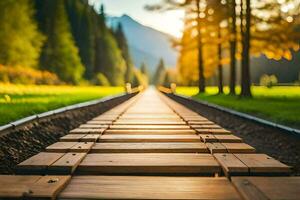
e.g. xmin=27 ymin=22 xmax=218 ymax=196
xmin=0 ymin=84 xmax=124 ymax=126
xmin=176 ymin=86 xmax=300 ymax=129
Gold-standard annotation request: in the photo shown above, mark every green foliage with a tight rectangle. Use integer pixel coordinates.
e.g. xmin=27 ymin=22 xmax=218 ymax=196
xmin=260 ymin=74 xmax=278 ymax=88
xmin=94 ymin=5 xmax=126 ymax=86
xmin=65 ymin=0 xmax=96 ymax=80
xmin=0 ymin=0 xmax=44 ymax=67
xmin=95 ymin=73 xmax=110 ymax=86
xmin=37 ymin=0 xmax=84 ymax=85
xmin=153 ymin=58 xmax=166 ymax=85
xmin=176 ymin=86 xmax=300 ymax=128
xmin=0 ymin=84 xmax=124 ymax=125
xmin=114 ymin=23 xmax=134 ymax=83
xmin=132 ymin=69 xmax=148 ymax=88
xmin=163 ymin=72 xmax=171 ymax=87
xmin=0 ymin=65 xmax=61 ymax=85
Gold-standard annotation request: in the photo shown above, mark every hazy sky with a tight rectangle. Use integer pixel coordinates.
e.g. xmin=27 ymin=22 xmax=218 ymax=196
xmin=89 ymin=0 xmax=184 ymax=38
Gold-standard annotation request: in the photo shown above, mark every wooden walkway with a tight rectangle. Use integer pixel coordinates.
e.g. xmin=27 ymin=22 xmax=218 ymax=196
xmin=1 ymin=88 xmax=299 ymax=199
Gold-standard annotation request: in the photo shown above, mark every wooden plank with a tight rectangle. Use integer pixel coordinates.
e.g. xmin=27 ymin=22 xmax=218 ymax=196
xmin=206 ymin=143 xmax=227 ymax=153
xmin=104 ymin=129 xmax=196 ymax=135
xmin=187 ymin=121 xmax=215 ymax=125
xmin=86 ymin=121 xmax=113 ymax=125
xmin=79 ymin=124 xmax=109 ymax=129
xmin=26 ymin=175 xmax=71 ymax=200
xmin=69 ymin=142 xmax=95 ymax=153
xmin=17 ymin=153 xmax=64 ymax=174
xmin=0 ymin=175 xmax=41 ymax=199
xmin=81 ymin=134 xmax=100 ymax=142
xmin=91 ymin=142 xmax=209 ymax=153
xmin=191 ymin=124 xmax=222 ymax=129
xmin=232 ymin=177 xmax=300 ymax=200
xmin=77 ymin=153 xmax=220 ymax=175
xmin=199 ymin=134 xmax=218 ymax=143
xmin=112 ymin=121 xmax=186 ymax=125
xmin=196 ymin=129 xmax=231 ymax=135
xmin=234 ymin=154 xmax=291 ymax=174
xmin=222 ymin=143 xmax=256 ymax=153
xmin=60 ymin=134 xmax=86 ymax=142
xmin=59 ymin=176 xmax=241 ymax=200
xmin=214 ymin=135 xmax=243 ymax=143
xmin=69 ymin=128 xmax=104 ymax=134
xmin=99 ymin=134 xmax=201 ymax=143
xmin=45 ymin=142 xmax=77 ymax=153
xmin=214 ymin=153 xmax=249 ymax=177
xmin=49 ymin=153 xmax=87 ymax=174
xmin=109 ymin=124 xmax=191 ymax=130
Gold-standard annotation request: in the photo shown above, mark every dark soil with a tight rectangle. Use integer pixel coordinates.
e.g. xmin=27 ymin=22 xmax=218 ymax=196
xmin=167 ymin=93 xmax=300 ymax=175
xmin=0 ymin=93 xmax=135 ymax=174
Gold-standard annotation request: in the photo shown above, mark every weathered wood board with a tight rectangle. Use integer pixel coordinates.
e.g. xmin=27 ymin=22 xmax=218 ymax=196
xmin=232 ymin=177 xmax=300 ymax=200
xmin=99 ymin=134 xmax=201 ymax=143
xmin=104 ymin=129 xmax=196 ymax=135
xmin=17 ymin=152 xmax=65 ymax=174
xmin=77 ymin=153 xmax=220 ymax=175
xmin=59 ymin=176 xmax=241 ymax=200
xmin=91 ymin=142 xmax=209 ymax=153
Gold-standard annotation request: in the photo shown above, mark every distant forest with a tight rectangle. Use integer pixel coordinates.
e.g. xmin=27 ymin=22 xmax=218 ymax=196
xmin=0 ymin=0 xmax=150 ymax=86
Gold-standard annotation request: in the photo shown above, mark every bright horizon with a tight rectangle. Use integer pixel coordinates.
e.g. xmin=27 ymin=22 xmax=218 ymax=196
xmin=89 ymin=0 xmax=185 ymax=38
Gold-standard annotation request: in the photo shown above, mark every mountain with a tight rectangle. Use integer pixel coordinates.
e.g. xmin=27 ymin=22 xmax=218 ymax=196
xmin=107 ymin=14 xmax=177 ymax=73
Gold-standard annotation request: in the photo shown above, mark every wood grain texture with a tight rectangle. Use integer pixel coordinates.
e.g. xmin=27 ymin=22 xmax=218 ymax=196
xmin=222 ymin=143 xmax=256 ymax=153
xmin=196 ymin=129 xmax=231 ymax=135
xmin=104 ymin=129 xmax=196 ymax=135
xmin=234 ymin=154 xmax=291 ymax=174
xmin=69 ymin=128 xmax=104 ymax=134
xmin=26 ymin=175 xmax=71 ymax=200
xmin=46 ymin=142 xmax=78 ymax=153
xmin=69 ymin=142 xmax=95 ymax=152
xmin=99 ymin=134 xmax=201 ymax=143
xmin=91 ymin=142 xmax=209 ymax=153
xmin=109 ymin=124 xmax=191 ymax=130
xmin=232 ymin=177 xmax=300 ymax=200
xmin=17 ymin=152 xmax=65 ymax=174
xmin=49 ymin=153 xmax=87 ymax=174
xmin=60 ymin=134 xmax=86 ymax=142
xmin=59 ymin=176 xmax=241 ymax=200
xmin=206 ymin=143 xmax=227 ymax=153
xmin=77 ymin=153 xmax=220 ymax=175
xmin=214 ymin=153 xmax=249 ymax=177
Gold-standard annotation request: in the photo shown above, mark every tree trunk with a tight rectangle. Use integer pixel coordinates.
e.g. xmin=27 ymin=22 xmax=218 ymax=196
xmin=196 ymin=0 xmax=205 ymax=93
xmin=240 ymin=0 xmax=252 ymax=97
xmin=217 ymin=26 xmax=223 ymax=94
xmin=229 ymin=0 xmax=236 ymax=95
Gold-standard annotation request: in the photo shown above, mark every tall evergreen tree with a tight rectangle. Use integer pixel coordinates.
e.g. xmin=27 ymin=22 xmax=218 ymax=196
xmin=94 ymin=5 xmax=126 ymax=86
xmin=35 ymin=0 xmax=84 ymax=84
xmin=114 ymin=23 xmax=134 ymax=83
xmin=140 ymin=62 xmax=149 ymax=78
xmin=153 ymin=58 xmax=166 ymax=86
xmin=0 ymin=0 xmax=44 ymax=67
xmin=65 ymin=0 xmax=96 ymax=80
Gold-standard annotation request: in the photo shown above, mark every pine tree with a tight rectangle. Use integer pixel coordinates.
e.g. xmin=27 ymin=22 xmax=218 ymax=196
xmin=35 ymin=0 xmax=84 ymax=84
xmin=114 ymin=23 xmax=134 ymax=83
xmin=65 ymin=0 xmax=96 ymax=80
xmin=94 ymin=5 xmax=126 ymax=86
xmin=140 ymin=62 xmax=149 ymax=78
xmin=153 ymin=58 xmax=166 ymax=86
xmin=0 ymin=0 xmax=44 ymax=67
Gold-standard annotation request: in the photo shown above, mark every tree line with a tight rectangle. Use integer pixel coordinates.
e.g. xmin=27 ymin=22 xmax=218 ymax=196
xmin=0 ymin=0 xmax=150 ymax=86
xmin=147 ymin=0 xmax=300 ymax=97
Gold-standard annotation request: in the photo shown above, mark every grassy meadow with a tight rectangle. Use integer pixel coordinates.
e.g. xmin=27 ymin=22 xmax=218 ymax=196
xmin=176 ymin=86 xmax=300 ymax=129
xmin=0 ymin=84 xmax=124 ymax=126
